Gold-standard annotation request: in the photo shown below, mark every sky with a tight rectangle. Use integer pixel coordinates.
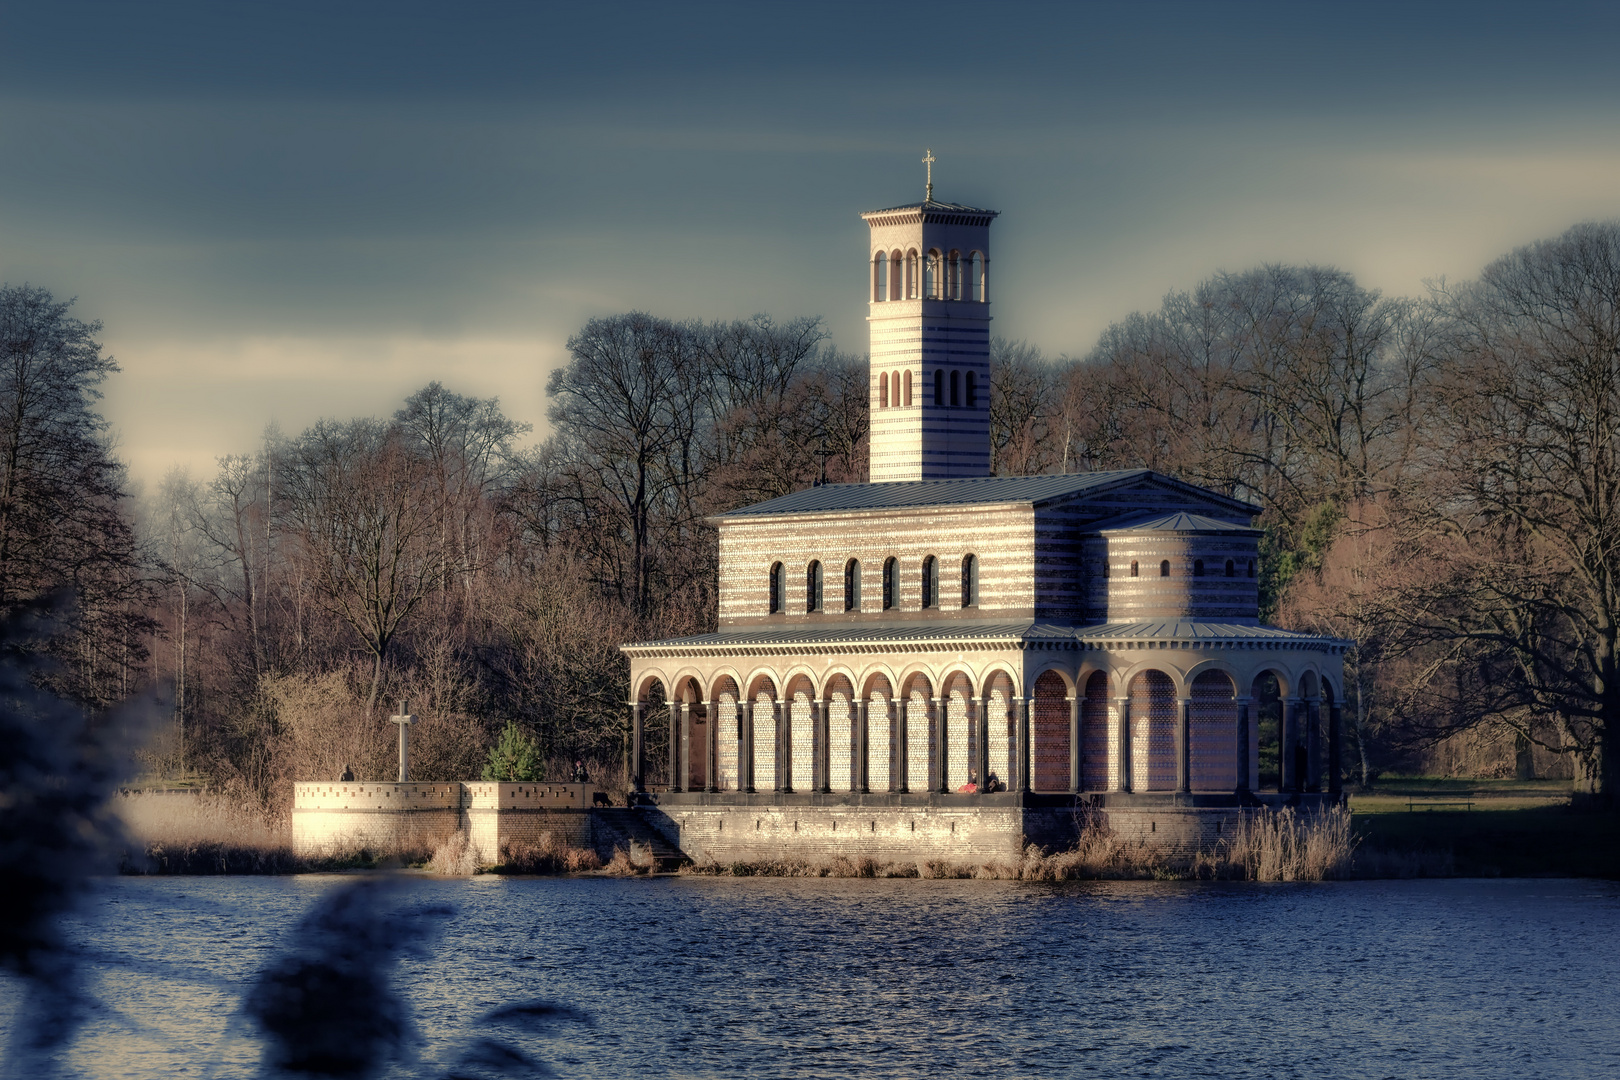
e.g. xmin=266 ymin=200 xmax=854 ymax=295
xmin=4 ymin=0 xmax=1620 ymax=490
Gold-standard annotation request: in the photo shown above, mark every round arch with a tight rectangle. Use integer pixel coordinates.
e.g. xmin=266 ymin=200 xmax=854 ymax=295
xmin=1127 ymin=667 xmax=1177 ymax=791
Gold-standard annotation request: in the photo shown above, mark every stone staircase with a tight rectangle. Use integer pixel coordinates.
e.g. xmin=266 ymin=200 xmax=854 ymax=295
xmin=592 ymin=807 xmax=688 ymax=871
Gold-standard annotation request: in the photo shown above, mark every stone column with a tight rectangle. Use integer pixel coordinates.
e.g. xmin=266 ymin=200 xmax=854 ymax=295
xmin=976 ymin=694 xmax=990 ymax=794
xmin=856 ymin=696 xmax=870 ymax=793
xmin=932 ymin=696 xmax=947 ymax=793
xmin=1328 ymin=702 xmax=1343 ymax=796
xmin=776 ymin=698 xmax=788 ymax=793
xmin=1307 ymin=699 xmax=1322 ymax=792
xmin=1068 ymin=693 xmax=1082 ymax=794
xmin=1235 ymin=696 xmax=1252 ymax=794
xmin=673 ymin=701 xmax=687 ymax=793
xmin=897 ymin=695 xmax=910 ymax=794
xmin=742 ymin=698 xmax=755 ymax=794
xmin=630 ymin=701 xmax=645 ymax=793
xmin=1114 ymin=696 xmax=1131 ymax=793
xmin=1015 ymin=695 xmax=1032 ymax=793
xmin=706 ymin=698 xmax=720 ymax=793
xmin=813 ymin=697 xmax=828 ymax=793
xmin=1177 ymin=697 xmax=1192 ymax=794
xmin=1281 ymin=698 xmax=1301 ymax=794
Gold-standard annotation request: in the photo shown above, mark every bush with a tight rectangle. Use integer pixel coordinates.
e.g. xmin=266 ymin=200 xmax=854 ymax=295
xmin=481 ymin=722 xmax=544 ymax=782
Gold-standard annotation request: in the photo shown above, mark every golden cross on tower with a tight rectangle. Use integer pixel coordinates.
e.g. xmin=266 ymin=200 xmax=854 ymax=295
xmin=922 ymin=148 xmax=935 ymax=202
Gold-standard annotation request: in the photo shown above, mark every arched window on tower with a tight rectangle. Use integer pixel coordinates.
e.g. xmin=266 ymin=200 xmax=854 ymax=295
xmin=961 ymin=554 xmax=978 ymax=608
xmin=1247 ymin=559 xmax=1256 ymax=578
xmin=873 ymin=253 xmax=887 ymax=302
xmin=965 ymin=371 xmax=977 ymax=408
xmin=924 ymin=249 xmax=942 ymax=299
xmin=934 ymin=369 xmax=944 ymax=407
xmin=921 ymin=555 xmax=938 ymax=608
xmin=769 ymin=562 xmax=783 ymax=614
xmin=1193 ymin=559 xmax=1205 ymax=577
xmin=882 ymin=557 xmax=897 ymax=610
xmin=844 ymin=559 xmax=860 ymax=611
xmin=1226 ymin=559 xmax=1235 ymax=577
xmin=970 ymin=252 xmax=987 ymax=302
xmin=878 ymin=373 xmax=888 ymax=408
xmin=891 ymin=371 xmax=900 ymax=406
xmin=950 ymin=370 xmax=961 ymax=407
xmin=890 ymin=251 xmax=903 ymax=300
xmin=1102 ymin=559 xmax=1111 ymax=579
xmin=906 ymin=250 xmax=919 ymax=299
xmin=1130 ymin=561 xmax=1139 ymax=577
xmin=1160 ymin=560 xmax=1170 ymax=577
xmin=903 ymin=370 xmax=913 ymax=407
xmin=948 ymin=249 xmax=962 ymax=300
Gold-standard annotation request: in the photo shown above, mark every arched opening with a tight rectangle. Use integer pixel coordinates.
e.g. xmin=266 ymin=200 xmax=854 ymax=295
xmin=826 ymin=674 xmax=855 ymax=793
xmin=745 ymin=675 xmax=779 ymax=794
xmin=1159 ymin=560 xmax=1170 ymax=577
xmin=889 ymin=250 xmax=902 ymax=300
xmin=891 ymin=371 xmax=901 ymax=407
xmin=1032 ymin=670 xmax=1070 ymax=792
xmin=786 ymin=674 xmax=816 ymax=794
xmin=944 ymin=671 xmax=975 ymax=790
xmin=903 ymin=369 xmax=913 ymax=407
xmin=950 ymin=369 xmax=961 ymax=407
xmin=1081 ymin=670 xmax=1111 ymax=791
xmin=1190 ymin=670 xmax=1237 ymax=791
xmin=1129 ymin=669 xmax=1177 ymax=791
xmin=878 ymin=373 xmax=889 ymax=408
xmin=984 ymin=671 xmax=1016 ymax=791
xmin=905 ymin=250 xmax=918 ymax=299
xmin=806 ymin=560 xmax=823 ymax=613
xmin=873 ymin=252 xmax=887 ymax=302
xmin=921 ymin=555 xmax=938 ymax=609
xmin=711 ymin=675 xmax=740 ymax=792
xmin=636 ymin=678 xmax=669 ymax=792
xmin=768 ymin=562 xmax=783 ymax=614
xmin=844 ymin=558 xmax=860 ymax=611
xmin=1130 ymin=560 xmax=1139 ymax=577
xmin=965 ymin=370 xmax=978 ymax=408
xmin=969 ymin=251 xmax=987 ymax=302
xmin=902 ymin=674 xmax=933 ymax=793
xmin=1299 ymin=671 xmax=1320 ymax=794
xmin=1252 ymin=671 xmax=1283 ymax=791
xmin=882 ymin=557 xmax=897 ymax=610
xmin=960 ymin=553 xmax=978 ymax=608
xmin=674 ymin=676 xmax=707 ymax=793
xmin=1247 ymin=559 xmax=1256 ymax=578
xmin=924 ymin=249 xmax=941 ymax=299
xmin=947 ymin=249 xmax=962 ymax=300
xmin=865 ymin=673 xmax=894 ymax=792
xmin=1193 ymin=559 xmax=1205 ymax=577
xmin=1226 ymin=559 xmax=1235 ymax=577
xmin=1102 ymin=559 xmax=1111 ymax=579
xmin=934 ymin=368 xmax=944 ymax=407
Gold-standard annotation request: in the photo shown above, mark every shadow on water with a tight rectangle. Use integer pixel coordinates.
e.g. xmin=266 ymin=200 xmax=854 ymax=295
xmin=0 ymin=600 xmax=588 ymax=1080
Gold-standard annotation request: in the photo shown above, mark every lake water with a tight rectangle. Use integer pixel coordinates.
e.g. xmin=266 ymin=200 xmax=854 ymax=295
xmin=5 ymin=875 xmax=1619 ymax=1078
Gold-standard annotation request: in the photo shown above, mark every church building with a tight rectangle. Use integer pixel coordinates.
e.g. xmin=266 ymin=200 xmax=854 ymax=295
xmin=620 ymin=179 xmax=1348 ymax=864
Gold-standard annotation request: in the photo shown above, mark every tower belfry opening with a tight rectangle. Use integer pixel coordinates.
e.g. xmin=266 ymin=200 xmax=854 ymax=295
xmin=863 ymin=159 xmax=998 ymax=482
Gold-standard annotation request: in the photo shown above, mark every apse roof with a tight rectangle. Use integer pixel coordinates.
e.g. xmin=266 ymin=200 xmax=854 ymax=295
xmin=1094 ymin=511 xmax=1261 ymax=534
xmin=621 ymin=619 xmax=1344 ymax=653
xmin=716 ymin=469 xmax=1193 ymax=519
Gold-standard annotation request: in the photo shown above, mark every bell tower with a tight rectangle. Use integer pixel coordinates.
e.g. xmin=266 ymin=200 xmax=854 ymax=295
xmin=863 ymin=153 xmax=997 ymax=482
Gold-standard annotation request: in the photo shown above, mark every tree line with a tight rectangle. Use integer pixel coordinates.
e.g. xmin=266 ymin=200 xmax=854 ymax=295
xmin=5 ymin=221 xmax=1619 ymax=806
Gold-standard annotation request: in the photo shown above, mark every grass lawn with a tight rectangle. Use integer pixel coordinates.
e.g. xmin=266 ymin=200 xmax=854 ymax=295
xmin=1348 ymin=776 xmax=1620 ymax=878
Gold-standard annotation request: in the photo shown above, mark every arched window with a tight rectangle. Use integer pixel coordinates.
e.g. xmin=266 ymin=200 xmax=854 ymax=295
xmin=948 ymin=249 xmax=962 ymax=299
xmin=903 ymin=370 xmax=913 ymax=407
xmin=872 ymin=253 xmax=887 ymax=302
xmin=906 ymin=250 xmax=919 ymax=299
xmin=844 ymin=559 xmax=860 ymax=611
xmin=769 ymin=562 xmax=783 ymax=614
xmin=1130 ymin=560 xmax=1139 ymax=578
xmin=924 ymin=249 xmax=941 ymax=299
xmin=1247 ymin=559 xmax=1256 ymax=579
xmin=921 ymin=555 xmax=938 ymax=608
xmin=961 ymin=554 xmax=978 ymax=608
xmin=1160 ymin=560 xmax=1170 ymax=577
xmin=934 ymin=369 xmax=944 ymax=407
xmin=970 ymin=251 xmax=987 ymax=302
xmin=889 ymin=251 xmax=902 ymax=300
xmin=950 ymin=370 xmax=961 ymax=407
xmin=965 ymin=371 xmax=977 ymax=408
xmin=806 ymin=560 xmax=823 ymax=613
xmin=1193 ymin=559 xmax=1204 ymax=577
xmin=1225 ymin=559 xmax=1235 ymax=577
xmin=878 ymin=373 xmax=888 ymax=408
xmin=891 ymin=371 xmax=900 ymax=406
xmin=882 ymin=557 xmax=897 ymax=610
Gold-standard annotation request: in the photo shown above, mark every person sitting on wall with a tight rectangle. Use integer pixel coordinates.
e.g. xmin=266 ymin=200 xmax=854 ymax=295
xmin=339 ymin=764 xmax=354 ymax=782
xmin=957 ymin=768 xmax=978 ymax=794
xmin=572 ymin=759 xmax=590 ymax=783
xmin=982 ymin=771 xmax=1003 ymax=793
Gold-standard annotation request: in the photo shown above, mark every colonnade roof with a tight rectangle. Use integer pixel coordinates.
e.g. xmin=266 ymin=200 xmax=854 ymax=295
xmin=621 ymin=618 xmax=1348 ymax=656
xmin=712 ymin=469 xmax=1259 ymax=521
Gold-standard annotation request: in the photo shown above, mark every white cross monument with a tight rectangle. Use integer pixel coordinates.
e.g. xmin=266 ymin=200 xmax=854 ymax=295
xmin=391 ymin=700 xmax=414 ymax=782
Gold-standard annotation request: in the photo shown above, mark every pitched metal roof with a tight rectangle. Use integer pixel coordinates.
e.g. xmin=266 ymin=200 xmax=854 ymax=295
xmin=863 ymin=198 xmax=999 ymax=217
xmin=621 ymin=618 xmax=1346 ymax=653
xmin=714 ymin=470 xmax=1155 ymax=518
xmin=1095 ymin=511 xmax=1262 ymax=535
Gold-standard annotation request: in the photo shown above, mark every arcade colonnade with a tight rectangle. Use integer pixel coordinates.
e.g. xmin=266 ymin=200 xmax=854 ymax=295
xmin=629 ymin=651 xmax=1344 ymax=798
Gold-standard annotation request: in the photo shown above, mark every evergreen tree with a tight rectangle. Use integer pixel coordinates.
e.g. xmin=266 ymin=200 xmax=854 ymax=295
xmin=481 ymin=721 xmax=543 ymax=782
